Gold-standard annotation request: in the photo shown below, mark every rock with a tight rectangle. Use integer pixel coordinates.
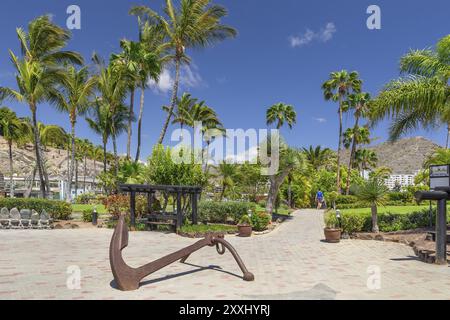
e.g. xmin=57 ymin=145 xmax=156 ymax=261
xmin=10 ymin=208 xmax=20 ymax=220
xmin=0 ymin=207 xmax=9 ymax=218
xmin=20 ymin=209 xmax=31 ymax=219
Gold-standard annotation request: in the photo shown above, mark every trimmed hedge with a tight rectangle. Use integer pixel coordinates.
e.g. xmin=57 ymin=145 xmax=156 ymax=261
xmin=0 ymin=198 xmax=72 ymax=220
xmin=336 ymin=200 xmax=416 ymax=210
xmin=198 ymin=201 xmax=256 ymax=224
xmin=333 ymin=208 xmax=448 ymax=234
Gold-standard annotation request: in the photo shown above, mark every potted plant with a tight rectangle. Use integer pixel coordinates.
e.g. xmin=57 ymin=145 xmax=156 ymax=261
xmin=238 ymin=215 xmax=253 ymax=237
xmin=324 ymin=211 xmax=341 ymax=243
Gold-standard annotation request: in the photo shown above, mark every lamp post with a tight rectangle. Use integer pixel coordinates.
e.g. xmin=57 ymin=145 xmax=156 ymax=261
xmin=92 ymin=206 xmax=98 ymax=226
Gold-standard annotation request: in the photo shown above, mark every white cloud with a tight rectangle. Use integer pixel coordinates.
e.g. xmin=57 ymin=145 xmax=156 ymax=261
xmin=148 ymin=68 xmax=173 ymax=93
xmin=320 ymin=23 xmax=337 ymax=42
xmin=289 ymin=22 xmax=337 ymax=48
xmin=313 ymin=117 xmax=327 ymax=124
xmin=148 ymin=64 xmax=204 ymax=94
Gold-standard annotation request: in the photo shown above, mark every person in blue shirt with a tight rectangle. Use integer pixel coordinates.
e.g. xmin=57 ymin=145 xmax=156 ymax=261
xmin=315 ymin=189 xmax=325 ymax=210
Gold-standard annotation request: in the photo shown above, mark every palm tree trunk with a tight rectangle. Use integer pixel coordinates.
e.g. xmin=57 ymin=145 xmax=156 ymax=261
xmin=103 ymin=139 xmax=107 ymax=174
xmin=112 ymin=135 xmax=119 ymax=178
xmin=336 ymin=98 xmax=343 ymax=194
xmin=66 ymin=143 xmax=70 ymax=200
xmin=93 ymin=158 xmax=97 ymax=186
xmin=66 ymin=122 xmax=76 ymax=202
xmin=8 ymin=141 xmax=14 ymax=198
xmin=75 ymin=159 xmax=78 ymax=198
xmin=127 ymin=88 xmax=135 ymax=160
xmin=346 ymin=117 xmax=360 ymax=195
xmin=135 ymin=87 xmax=145 ymax=162
xmin=288 ymin=179 xmax=292 ymax=208
xmin=31 ymin=107 xmax=46 ymax=198
xmin=24 ymin=166 xmax=37 ymax=198
xmin=220 ymin=181 xmax=226 ymax=201
xmin=158 ymin=58 xmax=181 ymax=145
xmin=83 ymin=155 xmax=87 ymax=193
xmin=266 ymin=178 xmax=279 ymax=216
xmin=446 ymin=123 xmax=450 ymax=149
xmin=371 ymin=204 xmax=379 ymax=233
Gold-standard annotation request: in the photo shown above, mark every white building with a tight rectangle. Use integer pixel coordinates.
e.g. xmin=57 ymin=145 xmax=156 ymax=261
xmin=384 ymin=172 xmax=418 ymax=190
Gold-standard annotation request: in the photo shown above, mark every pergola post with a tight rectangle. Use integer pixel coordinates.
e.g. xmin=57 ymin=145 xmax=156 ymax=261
xmin=192 ymin=192 xmax=198 ymax=225
xmin=176 ymin=191 xmax=182 ymax=229
xmin=130 ymin=190 xmax=136 ymax=228
xmin=436 ymin=199 xmax=447 ymax=265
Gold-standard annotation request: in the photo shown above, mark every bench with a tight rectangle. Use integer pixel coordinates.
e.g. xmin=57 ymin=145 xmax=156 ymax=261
xmin=0 ymin=207 xmax=53 ymax=230
xmin=141 ymin=213 xmax=179 ymax=231
xmin=428 ymin=231 xmax=450 ymax=243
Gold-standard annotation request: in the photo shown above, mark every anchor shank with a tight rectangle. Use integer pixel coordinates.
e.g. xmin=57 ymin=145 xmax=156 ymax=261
xmin=135 ymin=237 xmax=213 ymax=279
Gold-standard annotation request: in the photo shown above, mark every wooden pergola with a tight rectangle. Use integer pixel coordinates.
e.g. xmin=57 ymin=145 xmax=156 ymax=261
xmin=119 ymin=184 xmax=202 ymax=230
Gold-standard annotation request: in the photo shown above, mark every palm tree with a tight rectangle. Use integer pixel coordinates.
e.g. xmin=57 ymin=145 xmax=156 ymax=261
xmin=424 ymin=148 xmax=450 ymax=167
xmin=266 ymin=103 xmax=297 ymax=129
xmin=0 ymin=109 xmax=30 ymax=198
xmin=54 ymin=65 xmax=96 ymax=201
xmin=111 ymin=36 xmax=162 ymax=161
xmin=130 ymin=0 xmax=237 ymax=145
xmin=302 ymin=146 xmax=333 ymax=171
xmin=343 ymin=92 xmax=371 ymax=194
xmin=90 ymin=145 xmax=104 ymax=185
xmin=169 ymin=93 xmax=199 ymax=131
xmin=322 ymin=70 xmax=362 ymax=193
xmin=371 ymin=35 xmax=450 ymax=145
xmin=217 ymin=161 xmax=237 ymax=201
xmin=355 ymin=178 xmax=389 ymax=233
xmin=95 ymin=63 xmax=128 ymax=176
xmin=354 ymin=149 xmax=378 ymax=174
xmin=0 ymin=16 xmax=82 ymax=198
xmin=86 ymin=99 xmax=111 ymax=174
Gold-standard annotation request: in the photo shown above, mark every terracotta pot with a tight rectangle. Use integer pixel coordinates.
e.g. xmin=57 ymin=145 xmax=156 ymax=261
xmin=324 ymin=228 xmax=341 ymax=243
xmin=238 ymin=224 xmax=252 ymax=237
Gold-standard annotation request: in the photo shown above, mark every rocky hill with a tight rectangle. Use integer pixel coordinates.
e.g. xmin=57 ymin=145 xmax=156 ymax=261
xmin=341 ymin=137 xmax=441 ymax=174
xmin=0 ymin=136 xmax=104 ymax=179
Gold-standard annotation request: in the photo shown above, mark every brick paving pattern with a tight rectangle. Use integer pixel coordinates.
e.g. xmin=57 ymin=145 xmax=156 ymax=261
xmin=0 ymin=210 xmax=449 ymax=300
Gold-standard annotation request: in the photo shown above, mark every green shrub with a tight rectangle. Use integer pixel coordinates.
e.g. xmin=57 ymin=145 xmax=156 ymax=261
xmin=0 ymin=198 xmax=72 ymax=220
xmin=388 ymin=192 xmax=412 ymax=203
xmin=336 ymin=208 xmax=438 ymax=234
xmin=251 ymin=212 xmax=271 ymax=231
xmin=324 ymin=211 xmax=339 ymax=228
xmin=238 ymin=214 xmax=252 ymax=226
xmin=198 ymin=201 xmax=256 ymax=224
xmin=341 ymin=213 xmax=366 ymax=234
xmin=82 ymin=209 xmax=93 ymax=223
xmin=335 ymin=195 xmax=358 ymax=205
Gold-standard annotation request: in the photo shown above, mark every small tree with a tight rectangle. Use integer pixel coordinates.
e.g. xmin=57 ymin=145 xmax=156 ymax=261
xmin=355 ymin=178 xmax=388 ymax=233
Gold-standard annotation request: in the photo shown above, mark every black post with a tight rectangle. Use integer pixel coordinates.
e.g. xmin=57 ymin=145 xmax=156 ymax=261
xmin=147 ymin=192 xmax=153 ymax=214
xmin=192 ymin=192 xmax=198 ymax=225
xmin=130 ymin=191 xmax=136 ymax=228
xmin=176 ymin=191 xmax=182 ymax=230
xmin=436 ymin=199 xmax=447 ymax=265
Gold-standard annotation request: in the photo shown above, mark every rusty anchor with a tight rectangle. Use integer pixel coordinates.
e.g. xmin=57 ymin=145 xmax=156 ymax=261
xmin=109 ymin=214 xmax=255 ymax=291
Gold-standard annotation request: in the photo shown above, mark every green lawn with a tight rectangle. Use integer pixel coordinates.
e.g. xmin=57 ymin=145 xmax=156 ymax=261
xmin=255 ymin=205 xmax=291 ymax=216
xmin=71 ymin=204 xmax=107 ymax=214
xmin=180 ymin=224 xmax=237 ymax=234
xmin=341 ymin=205 xmax=433 ymax=215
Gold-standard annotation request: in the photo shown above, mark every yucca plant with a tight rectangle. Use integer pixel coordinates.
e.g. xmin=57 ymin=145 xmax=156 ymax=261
xmin=355 ymin=178 xmax=389 ymax=233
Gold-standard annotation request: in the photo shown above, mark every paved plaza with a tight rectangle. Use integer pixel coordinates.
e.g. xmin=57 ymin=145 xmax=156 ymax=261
xmin=0 ymin=210 xmax=449 ymax=300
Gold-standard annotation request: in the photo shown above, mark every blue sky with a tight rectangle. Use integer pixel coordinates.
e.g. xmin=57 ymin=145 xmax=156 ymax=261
xmin=0 ymin=0 xmax=449 ymax=159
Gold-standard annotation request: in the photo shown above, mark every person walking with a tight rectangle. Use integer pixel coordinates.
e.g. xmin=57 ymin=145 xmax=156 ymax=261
xmin=315 ymin=189 xmax=325 ymax=210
